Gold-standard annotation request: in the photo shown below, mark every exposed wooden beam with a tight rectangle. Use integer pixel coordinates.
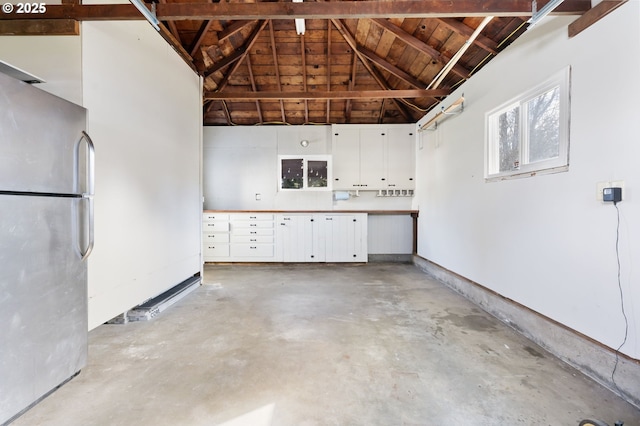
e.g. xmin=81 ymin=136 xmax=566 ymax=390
xmin=326 ymin=21 xmax=332 ymax=123
xmin=158 ymin=23 xmax=196 ymax=71
xmin=437 ymin=18 xmax=499 ymax=55
xmin=158 ymin=0 xmax=181 ymax=43
xmin=203 ymin=89 xmax=450 ymax=100
xmin=245 ymin=54 xmax=264 ymax=124
xmin=332 ymin=18 xmax=414 ymax=120
xmin=218 ymin=20 xmax=255 ymax=43
xmin=188 ymin=20 xmax=215 ymax=57
xmin=357 ymin=45 xmax=426 ymax=90
xmin=208 ymin=20 xmax=267 ymax=90
xmin=268 ymin=20 xmax=287 ymax=123
xmin=205 ymin=49 xmax=245 ymax=78
xmin=0 ymin=1 xmax=592 ymax=21
xmin=300 ymin=34 xmax=309 ymax=124
xmin=0 ymin=19 xmax=78 ymax=35
xmin=568 ymin=0 xmax=627 ymax=38
xmin=370 ymin=18 xmax=470 ymax=79
xmin=345 ymin=49 xmax=357 ymax=122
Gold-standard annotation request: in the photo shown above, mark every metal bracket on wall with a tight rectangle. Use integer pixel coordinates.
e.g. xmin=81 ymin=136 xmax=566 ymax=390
xmin=418 ymin=96 xmax=465 ymax=132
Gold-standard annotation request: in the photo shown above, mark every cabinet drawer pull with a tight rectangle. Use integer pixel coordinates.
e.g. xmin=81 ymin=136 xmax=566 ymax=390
xmin=250 ymin=239 xmax=257 ymax=242
xmin=250 ymin=224 xmax=257 ymax=227
xmin=250 ymin=246 xmax=257 ymax=249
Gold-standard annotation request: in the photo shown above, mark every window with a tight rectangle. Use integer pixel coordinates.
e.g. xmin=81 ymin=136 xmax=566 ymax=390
xmin=485 ymin=67 xmax=570 ymax=180
xmin=279 ymin=155 xmax=331 ymax=191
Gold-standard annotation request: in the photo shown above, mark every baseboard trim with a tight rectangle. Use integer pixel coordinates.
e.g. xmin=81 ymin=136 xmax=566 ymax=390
xmin=412 ymin=255 xmax=640 ymax=408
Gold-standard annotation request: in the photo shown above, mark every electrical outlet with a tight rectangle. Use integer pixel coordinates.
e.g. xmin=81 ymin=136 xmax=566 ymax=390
xmin=596 ymin=180 xmax=624 ymax=202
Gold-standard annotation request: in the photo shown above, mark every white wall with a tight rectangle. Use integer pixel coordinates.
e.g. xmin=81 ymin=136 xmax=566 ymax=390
xmin=415 ymin=7 xmax=640 ymax=359
xmin=83 ymin=21 xmax=202 ymax=329
xmin=203 ymin=125 xmax=414 ymax=211
xmin=2 ymin=16 xmax=202 ymax=330
xmin=0 ymin=36 xmax=82 ymax=105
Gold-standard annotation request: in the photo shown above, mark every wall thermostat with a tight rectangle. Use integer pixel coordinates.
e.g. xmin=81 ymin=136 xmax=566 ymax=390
xmin=603 ymin=187 xmax=622 ymax=203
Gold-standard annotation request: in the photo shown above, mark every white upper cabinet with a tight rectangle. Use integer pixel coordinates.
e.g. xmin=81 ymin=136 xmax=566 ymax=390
xmin=332 ymin=127 xmax=361 ymax=189
xmin=386 ymin=126 xmax=416 ymax=189
xmin=332 ymin=124 xmax=415 ymax=191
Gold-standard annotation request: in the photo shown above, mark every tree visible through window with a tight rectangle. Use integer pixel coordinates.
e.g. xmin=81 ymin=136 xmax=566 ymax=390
xmin=486 ymin=68 xmax=570 ymax=180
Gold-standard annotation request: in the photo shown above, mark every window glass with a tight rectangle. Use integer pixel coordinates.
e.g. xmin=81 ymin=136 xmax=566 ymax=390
xmin=307 ymin=160 xmax=328 ymax=188
xmin=527 ymin=87 xmax=560 ymax=163
xmin=485 ymin=67 xmax=570 ymax=181
xmin=281 ymin=158 xmax=304 ymax=189
xmin=498 ymin=106 xmax=520 ymax=172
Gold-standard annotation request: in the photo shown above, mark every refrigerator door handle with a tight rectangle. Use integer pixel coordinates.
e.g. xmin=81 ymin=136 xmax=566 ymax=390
xmin=78 ymin=131 xmax=95 ymax=261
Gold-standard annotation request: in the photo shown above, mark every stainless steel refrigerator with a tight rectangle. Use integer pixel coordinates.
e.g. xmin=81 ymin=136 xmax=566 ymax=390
xmin=0 ymin=70 xmax=94 ymax=424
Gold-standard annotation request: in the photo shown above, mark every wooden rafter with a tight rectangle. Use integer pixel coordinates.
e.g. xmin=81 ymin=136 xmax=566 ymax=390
xmin=158 ymin=0 xmax=181 ymax=43
xmin=4 ymin=1 xmax=591 ymax=22
xmin=245 ymin=54 xmax=263 ymax=124
xmin=300 ymin=34 xmax=309 ymax=124
xmin=207 ymin=20 xmax=268 ymax=91
xmin=218 ymin=20 xmax=255 ymax=43
xmin=369 ymin=18 xmax=470 ymax=79
xmin=437 ymin=18 xmax=499 ymax=55
xmin=568 ymin=0 xmax=627 ymax=37
xmin=332 ymin=18 xmax=413 ymax=121
xmin=189 ymin=20 xmax=215 ymax=57
xmin=268 ymin=20 xmax=286 ymax=123
xmin=326 ymin=21 xmax=332 ymax=123
xmin=205 ymin=49 xmax=245 ymax=78
xmin=357 ymin=45 xmax=426 ymax=90
xmin=204 ymin=89 xmax=450 ymax=100
xmin=345 ymin=48 xmax=357 ymax=122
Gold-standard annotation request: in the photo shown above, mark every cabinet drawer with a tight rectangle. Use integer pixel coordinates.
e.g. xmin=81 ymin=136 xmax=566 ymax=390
xmin=232 ymin=228 xmax=274 ymax=236
xmin=231 ymin=244 xmax=274 ymax=257
xmin=231 ymin=221 xmax=273 ymax=229
xmin=231 ymin=235 xmax=273 ymax=244
xmin=231 ymin=213 xmax=274 ymax=221
xmin=203 ymin=243 xmax=230 ymax=257
xmin=203 ymin=233 xmax=230 ymax=243
xmin=203 ymin=221 xmax=229 ymax=231
xmin=203 ymin=213 xmax=229 ymax=222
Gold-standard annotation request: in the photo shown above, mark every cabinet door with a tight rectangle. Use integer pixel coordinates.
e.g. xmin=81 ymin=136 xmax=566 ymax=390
xmin=359 ymin=128 xmax=387 ymax=190
xmin=386 ymin=126 xmax=415 ymax=189
xmin=332 ymin=127 xmax=361 ymax=189
xmin=324 ymin=215 xmax=363 ymax=262
xmin=278 ymin=214 xmax=315 ymax=262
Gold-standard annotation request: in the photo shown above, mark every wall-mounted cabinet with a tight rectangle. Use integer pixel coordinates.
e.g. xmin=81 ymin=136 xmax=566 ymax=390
xmin=332 ymin=124 xmax=415 ymax=192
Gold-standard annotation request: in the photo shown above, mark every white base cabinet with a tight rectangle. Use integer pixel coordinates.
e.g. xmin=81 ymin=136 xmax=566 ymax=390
xmin=204 ymin=212 xmax=367 ymax=263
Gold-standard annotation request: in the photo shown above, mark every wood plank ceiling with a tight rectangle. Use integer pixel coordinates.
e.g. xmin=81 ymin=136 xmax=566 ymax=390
xmin=188 ymin=5 xmax=527 ymax=125
xmin=156 ymin=0 xmax=588 ymax=126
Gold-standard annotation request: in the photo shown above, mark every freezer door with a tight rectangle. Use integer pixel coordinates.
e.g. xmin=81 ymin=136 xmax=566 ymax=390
xmin=0 ymin=194 xmax=88 ymax=425
xmin=0 ymin=72 xmax=87 ymax=195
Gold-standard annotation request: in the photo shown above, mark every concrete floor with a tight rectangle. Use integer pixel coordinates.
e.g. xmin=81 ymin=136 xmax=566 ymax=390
xmin=12 ymin=263 xmax=640 ymax=425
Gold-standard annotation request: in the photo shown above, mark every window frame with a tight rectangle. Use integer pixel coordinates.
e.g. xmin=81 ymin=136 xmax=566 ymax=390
xmin=278 ymin=155 xmax=332 ymax=191
xmin=485 ymin=67 xmax=571 ymax=181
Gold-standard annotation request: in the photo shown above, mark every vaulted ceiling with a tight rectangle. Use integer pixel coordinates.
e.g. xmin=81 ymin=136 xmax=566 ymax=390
xmin=0 ymin=0 xmax=623 ymax=126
